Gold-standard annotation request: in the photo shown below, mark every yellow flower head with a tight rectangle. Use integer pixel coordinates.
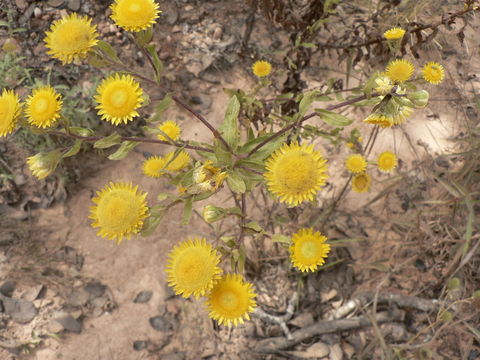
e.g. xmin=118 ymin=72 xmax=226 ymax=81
xmin=142 ymin=156 xmax=166 ymax=178
xmin=377 ymin=151 xmax=398 ymax=173
xmin=25 ymin=86 xmax=62 ymax=128
xmin=264 ymin=142 xmax=328 ymax=207
xmin=157 ymin=120 xmax=181 ymax=141
xmin=164 ymin=150 xmax=191 ymax=172
xmin=252 ymin=60 xmax=272 ymax=77
xmin=0 ymin=89 xmax=21 ymax=137
xmin=393 ymin=105 xmax=413 ymax=125
xmin=351 ymin=172 xmax=371 ymax=193
xmin=44 ymin=13 xmax=99 ymax=64
xmin=95 ymin=73 xmax=144 ymax=125
xmin=422 ymin=62 xmax=445 ymax=85
xmin=166 ymin=237 xmax=223 ymax=299
xmin=89 ymin=182 xmax=149 ymax=243
xmin=375 ymin=76 xmax=393 ymax=95
xmin=192 ymin=161 xmax=228 ymax=193
xmin=110 ymin=0 xmax=160 ymax=32
xmin=383 ymin=27 xmax=406 ymax=40
xmin=206 ymin=273 xmax=256 ymax=327
xmin=345 ymin=154 xmax=367 ymax=173
xmin=26 ymin=150 xmax=62 ymax=180
xmin=385 ymin=59 xmax=415 ymax=83
xmin=363 ymin=113 xmax=394 ymax=128
xmin=289 ymin=228 xmax=331 ymax=272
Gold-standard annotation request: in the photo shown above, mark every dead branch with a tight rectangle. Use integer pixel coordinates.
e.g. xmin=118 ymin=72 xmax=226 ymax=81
xmin=254 ymin=309 xmax=404 ymax=353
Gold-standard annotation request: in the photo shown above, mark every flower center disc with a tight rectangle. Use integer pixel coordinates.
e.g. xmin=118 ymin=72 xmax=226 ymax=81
xmin=129 ymin=3 xmax=141 ymax=12
xmin=300 ymin=240 xmax=317 ymax=260
xmin=219 ymin=290 xmax=238 ymax=310
xmin=34 ymin=98 xmax=48 ymax=113
xmin=110 ymin=89 xmax=128 ymax=108
xmin=99 ymin=194 xmax=135 ymax=231
xmin=176 ymin=249 xmax=210 ymax=286
xmin=276 ymin=151 xmax=316 ymax=192
xmin=56 ymin=22 xmax=90 ymax=49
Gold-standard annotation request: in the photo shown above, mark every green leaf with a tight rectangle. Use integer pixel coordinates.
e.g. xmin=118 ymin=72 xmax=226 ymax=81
xmin=108 ymin=141 xmax=139 ymax=160
xmin=182 ymin=197 xmax=193 ymax=225
xmin=300 ymin=42 xmax=317 ymax=49
xmin=362 ymin=72 xmax=380 ymax=98
xmin=220 ymin=95 xmax=240 ymax=149
xmin=0 ymin=21 xmax=9 ymax=27
xmin=149 ymin=94 xmax=172 ymax=122
xmin=244 ymin=221 xmax=264 ymax=234
xmin=145 ymin=44 xmax=163 ymax=84
xmin=214 ymin=141 xmax=233 ymax=167
xmin=271 ymin=234 xmax=291 ymax=244
xmin=298 ymin=90 xmax=319 ymax=118
xmin=141 ymin=214 xmax=164 ymax=237
xmin=316 ymin=109 xmax=353 ymax=127
xmin=96 ymin=40 xmax=120 ymax=63
xmin=62 ymin=139 xmax=82 ymax=158
xmin=135 ymin=27 xmax=153 ymax=46
xmin=226 ymin=169 xmax=246 ymax=194
xmin=94 ymin=133 xmax=122 ymax=149
xmin=248 ymin=135 xmax=287 ymax=162
xmin=316 ymin=95 xmax=334 ymax=101
xmin=69 ymin=127 xmax=94 ymax=137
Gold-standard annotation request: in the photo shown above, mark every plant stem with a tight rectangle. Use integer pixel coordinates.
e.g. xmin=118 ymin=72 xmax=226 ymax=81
xmin=47 ymin=130 xmax=214 ymax=153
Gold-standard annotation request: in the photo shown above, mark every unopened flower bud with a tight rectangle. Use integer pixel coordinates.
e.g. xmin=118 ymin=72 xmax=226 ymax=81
xmin=202 ymin=205 xmax=226 ymax=223
xmin=27 ymin=150 xmax=63 ymax=180
xmin=407 ymin=90 xmax=429 ymax=108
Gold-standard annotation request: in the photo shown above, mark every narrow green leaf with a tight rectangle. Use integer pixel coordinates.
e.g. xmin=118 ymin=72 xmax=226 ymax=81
xmin=135 ymin=27 xmax=153 ymax=46
xmin=226 ymin=169 xmax=246 ymax=194
xmin=298 ymin=90 xmax=319 ymax=118
xmin=316 ymin=109 xmax=353 ymax=127
xmin=62 ymin=139 xmax=82 ymax=158
xmin=182 ymin=197 xmax=193 ymax=225
xmin=145 ymin=44 xmax=163 ymax=84
xmin=151 ymin=94 xmax=172 ymax=121
xmin=244 ymin=221 xmax=264 ymax=233
xmin=94 ymin=133 xmax=122 ymax=149
xmin=141 ymin=215 xmax=164 ymax=236
xmin=108 ymin=141 xmax=139 ymax=160
xmin=69 ymin=127 xmax=94 ymax=137
xmin=214 ymin=141 xmax=233 ymax=167
xmin=220 ymin=95 xmax=240 ymax=149
xmin=271 ymin=234 xmax=291 ymax=244
xmin=96 ymin=40 xmax=120 ymax=62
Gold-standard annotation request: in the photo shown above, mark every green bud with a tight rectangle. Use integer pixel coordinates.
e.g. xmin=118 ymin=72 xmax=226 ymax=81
xmin=407 ymin=90 xmax=429 ymax=108
xmin=26 ymin=149 xmax=63 ymax=180
xmin=447 ymin=277 xmax=462 ymax=291
xmin=439 ymin=310 xmax=454 ymax=322
xmin=202 ymin=205 xmax=226 ymax=223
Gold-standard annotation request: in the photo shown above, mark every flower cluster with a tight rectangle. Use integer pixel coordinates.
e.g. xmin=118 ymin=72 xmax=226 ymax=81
xmin=166 ymin=238 xmax=256 ymax=326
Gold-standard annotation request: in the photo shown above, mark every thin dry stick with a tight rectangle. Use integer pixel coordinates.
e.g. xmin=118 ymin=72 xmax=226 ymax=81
xmin=46 ymin=130 xmax=214 ymax=153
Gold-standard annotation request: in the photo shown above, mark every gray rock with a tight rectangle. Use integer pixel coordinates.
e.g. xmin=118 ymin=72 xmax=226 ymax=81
xmin=66 ymin=288 xmax=90 ymax=307
xmin=47 ymin=0 xmax=64 ymax=7
xmin=133 ymin=340 xmax=148 ymax=351
xmin=0 ymin=281 xmax=15 ymax=297
xmin=134 ymin=291 xmax=153 ymax=304
xmin=84 ymin=281 xmax=106 ymax=297
xmin=54 ymin=315 xmax=81 ymax=333
xmin=22 ymin=285 xmax=45 ymax=302
xmin=1 ymin=296 xmax=37 ymax=324
xmin=67 ymin=0 xmax=80 ymax=11
xmin=149 ymin=316 xmax=172 ymax=332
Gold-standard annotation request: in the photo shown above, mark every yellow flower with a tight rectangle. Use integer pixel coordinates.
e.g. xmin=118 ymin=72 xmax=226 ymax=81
xmin=383 ymin=27 xmax=406 ymax=40
xmin=44 ymin=13 xmax=99 ymax=64
xmin=422 ymin=62 xmax=445 ymax=85
xmin=166 ymin=237 xmax=222 ymax=299
xmin=110 ymin=0 xmax=161 ymax=32
xmin=377 ymin=151 xmax=398 ymax=173
xmin=363 ymin=113 xmax=394 ymax=128
xmin=89 ymin=182 xmax=149 ymax=243
xmin=157 ymin=120 xmax=181 ymax=141
xmin=206 ymin=273 xmax=256 ymax=327
xmin=164 ymin=150 xmax=191 ymax=172
xmin=393 ymin=105 xmax=413 ymax=125
xmin=374 ymin=76 xmax=393 ymax=95
xmin=252 ymin=60 xmax=272 ymax=77
xmin=351 ymin=172 xmax=371 ymax=193
xmin=0 ymin=89 xmax=21 ymax=137
xmin=289 ymin=228 xmax=331 ymax=272
xmin=95 ymin=73 xmax=144 ymax=125
xmin=345 ymin=154 xmax=367 ymax=173
xmin=25 ymin=86 xmax=62 ymax=128
xmin=192 ymin=160 xmax=228 ymax=193
xmin=142 ymin=156 xmax=166 ymax=178
xmin=385 ymin=59 xmax=415 ymax=83
xmin=26 ymin=150 xmax=62 ymax=180
xmin=264 ymin=142 xmax=328 ymax=207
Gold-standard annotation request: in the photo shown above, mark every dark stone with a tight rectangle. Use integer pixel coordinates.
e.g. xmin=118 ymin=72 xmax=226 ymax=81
xmin=134 ymin=291 xmax=153 ymax=304
xmin=0 ymin=299 xmax=4 ymax=312
xmin=190 ymin=96 xmax=202 ymax=105
xmin=0 ymin=281 xmax=16 ymax=297
xmin=133 ymin=340 xmax=148 ymax=351
xmin=1 ymin=296 xmax=37 ymax=323
xmin=149 ymin=316 xmax=172 ymax=332
xmin=66 ymin=288 xmax=90 ymax=307
xmin=55 ymin=315 xmax=82 ymax=333
xmin=84 ymin=281 xmax=106 ymax=297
